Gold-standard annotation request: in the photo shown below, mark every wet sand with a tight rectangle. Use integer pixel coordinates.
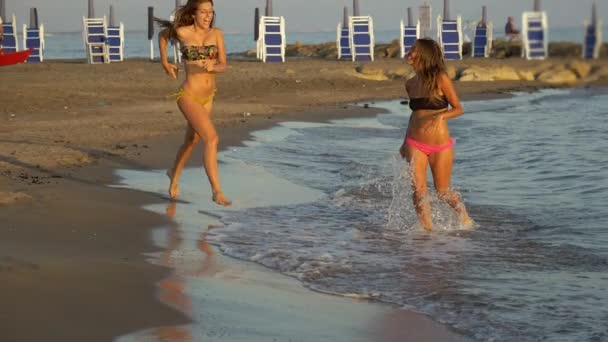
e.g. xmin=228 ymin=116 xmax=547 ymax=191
xmin=1 ymin=57 xmax=606 ymax=341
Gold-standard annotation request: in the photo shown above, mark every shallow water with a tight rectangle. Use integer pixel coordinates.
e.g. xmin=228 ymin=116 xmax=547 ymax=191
xmin=116 ymin=88 xmax=608 ymax=341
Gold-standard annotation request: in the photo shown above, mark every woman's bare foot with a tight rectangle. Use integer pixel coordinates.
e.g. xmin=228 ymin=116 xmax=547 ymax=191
xmin=166 ymin=169 xmax=179 ymax=200
xmin=460 ymin=215 xmax=475 ymax=228
xmin=212 ymin=191 xmax=232 ymax=207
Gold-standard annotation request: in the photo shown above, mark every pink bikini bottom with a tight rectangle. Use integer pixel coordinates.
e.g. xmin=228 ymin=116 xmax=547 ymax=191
xmin=405 ymin=137 xmax=454 ymax=156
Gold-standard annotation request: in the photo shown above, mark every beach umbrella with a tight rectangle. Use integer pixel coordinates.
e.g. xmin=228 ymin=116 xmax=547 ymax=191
xmin=353 ymin=0 xmax=360 ymax=16
xmin=88 ymin=0 xmax=95 ymax=18
xmin=407 ymin=7 xmax=413 ymax=26
xmin=29 ymin=7 xmax=38 ymax=29
xmin=534 ymin=0 xmax=541 ymax=11
xmin=109 ymin=5 xmax=115 ymax=27
xmin=148 ymin=6 xmax=154 ymax=60
xmin=482 ymin=5 xmax=487 ymax=24
xmin=443 ymin=0 xmax=450 ymax=21
xmin=254 ymin=7 xmax=260 ymax=41
xmin=265 ymin=0 xmax=273 ymax=17
xmin=343 ymin=6 xmax=348 ymax=27
xmin=419 ymin=0 xmax=432 ymax=38
xmin=0 ymin=0 xmax=5 ymax=22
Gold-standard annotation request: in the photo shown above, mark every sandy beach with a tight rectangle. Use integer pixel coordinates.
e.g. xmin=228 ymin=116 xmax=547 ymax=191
xmin=1 ymin=55 xmax=607 ymax=341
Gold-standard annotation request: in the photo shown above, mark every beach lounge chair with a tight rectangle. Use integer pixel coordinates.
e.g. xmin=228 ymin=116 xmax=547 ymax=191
xmin=521 ymin=12 xmax=548 ymax=60
xmin=437 ymin=15 xmax=462 ymax=60
xmin=168 ymin=15 xmax=182 ymax=64
xmin=257 ymin=16 xmax=285 ymax=63
xmin=349 ymin=16 xmax=375 ymax=62
xmin=23 ymin=23 xmax=45 ymax=62
xmin=337 ymin=22 xmax=352 ymax=60
xmin=400 ymin=19 xmax=420 ymax=58
xmin=0 ymin=14 xmax=19 ymax=53
xmin=472 ymin=22 xmax=493 ymax=58
xmin=83 ymin=16 xmax=109 ymax=64
xmin=106 ymin=22 xmax=124 ymax=62
xmin=583 ymin=19 xmax=602 ymax=59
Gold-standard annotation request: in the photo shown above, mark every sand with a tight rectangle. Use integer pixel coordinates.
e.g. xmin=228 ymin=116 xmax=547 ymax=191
xmin=1 ymin=56 xmax=606 ymax=341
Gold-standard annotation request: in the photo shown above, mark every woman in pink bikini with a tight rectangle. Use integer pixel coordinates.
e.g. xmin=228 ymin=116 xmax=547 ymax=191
xmin=399 ymin=38 xmax=472 ymax=231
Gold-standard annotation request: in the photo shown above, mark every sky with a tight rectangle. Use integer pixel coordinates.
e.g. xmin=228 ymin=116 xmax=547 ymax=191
xmin=2 ymin=0 xmax=606 ymax=33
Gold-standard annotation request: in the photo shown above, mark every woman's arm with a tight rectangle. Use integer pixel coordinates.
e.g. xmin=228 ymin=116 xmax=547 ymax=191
xmin=206 ymin=28 xmax=227 ymax=73
xmin=436 ymin=73 xmax=464 ymax=120
xmin=159 ymin=28 xmax=178 ymax=79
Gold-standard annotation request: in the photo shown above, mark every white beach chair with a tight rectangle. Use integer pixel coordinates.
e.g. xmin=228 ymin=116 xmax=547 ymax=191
xmin=336 ymin=22 xmax=352 ymax=60
xmin=106 ymin=22 xmax=124 ymax=62
xmin=583 ymin=19 xmax=602 ymax=59
xmin=83 ymin=16 xmax=109 ymax=64
xmin=471 ymin=22 xmax=493 ymax=58
xmin=168 ymin=15 xmax=182 ymax=64
xmin=437 ymin=15 xmax=463 ymax=60
xmin=349 ymin=16 xmax=375 ymax=62
xmin=521 ymin=12 xmax=548 ymax=60
xmin=0 ymin=14 xmax=19 ymax=53
xmin=22 ymin=23 xmax=45 ymax=62
xmin=400 ymin=19 xmax=420 ymax=58
xmin=257 ymin=16 xmax=286 ymax=63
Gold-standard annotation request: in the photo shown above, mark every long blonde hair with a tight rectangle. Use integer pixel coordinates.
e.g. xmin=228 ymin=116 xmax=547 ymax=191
xmin=412 ymin=39 xmax=447 ymax=103
xmin=155 ymin=0 xmax=215 ymax=40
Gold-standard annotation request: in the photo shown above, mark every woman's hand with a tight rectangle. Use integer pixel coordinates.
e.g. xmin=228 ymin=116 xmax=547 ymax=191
xmin=422 ymin=111 xmax=445 ymax=134
xmin=399 ymin=143 xmax=408 ymax=158
xmin=162 ymin=63 xmax=179 ymax=80
xmin=202 ymin=60 xmax=216 ymax=72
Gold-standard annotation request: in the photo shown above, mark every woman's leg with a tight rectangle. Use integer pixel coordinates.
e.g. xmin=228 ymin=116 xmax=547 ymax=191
xmin=177 ymin=95 xmax=231 ymax=206
xmin=405 ymin=146 xmax=433 ymax=231
xmin=167 ymin=125 xmax=199 ymax=200
xmin=428 ymin=148 xmax=472 ymax=225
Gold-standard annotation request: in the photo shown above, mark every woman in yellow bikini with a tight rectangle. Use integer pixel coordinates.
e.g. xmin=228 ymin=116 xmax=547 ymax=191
xmin=157 ymin=0 xmax=231 ymax=206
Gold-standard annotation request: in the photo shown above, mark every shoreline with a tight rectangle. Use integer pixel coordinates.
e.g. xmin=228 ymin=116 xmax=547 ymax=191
xmin=1 ymin=58 xmax=607 ymax=341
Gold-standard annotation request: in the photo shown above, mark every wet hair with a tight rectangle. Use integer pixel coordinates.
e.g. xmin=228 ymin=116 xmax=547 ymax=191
xmin=411 ymin=38 xmax=447 ymax=104
xmin=155 ymin=0 xmax=215 ymax=40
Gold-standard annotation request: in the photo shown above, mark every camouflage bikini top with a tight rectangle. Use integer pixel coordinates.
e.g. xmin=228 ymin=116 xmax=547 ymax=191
xmin=180 ymin=45 xmax=219 ymax=61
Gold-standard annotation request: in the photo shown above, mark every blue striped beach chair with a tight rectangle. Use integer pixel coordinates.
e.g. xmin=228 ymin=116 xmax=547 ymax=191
xmin=400 ymin=19 xmax=420 ymax=58
xmin=22 ymin=23 xmax=45 ymax=62
xmin=472 ymin=22 xmax=493 ymax=58
xmin=257 ymin=16 xmax=285 ymax=63
xmin=349 ymin=16 xmax=375 ymax=62
xmin=437 ymin=15 xmax=462 ymax=60
xmin=336 ymin=22 xmax=352 ymax=60
xmin=106 ymin=23 xmax=124 ymax=62
xmin=83 ymin=16 xmax=109 ymax=64
xmin=521 ymin=12 xmax=548 ymax=60
xmin=1 ymin=14 xmax=19 ymax=53
xmin=583 ymin=19 xmax=602 ymax=59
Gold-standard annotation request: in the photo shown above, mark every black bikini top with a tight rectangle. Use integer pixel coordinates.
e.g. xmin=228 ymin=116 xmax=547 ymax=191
xmin=409 ymin=96 xmax=449 ymax=111
xmin=180 ymin=45 xmax=219 ymax=61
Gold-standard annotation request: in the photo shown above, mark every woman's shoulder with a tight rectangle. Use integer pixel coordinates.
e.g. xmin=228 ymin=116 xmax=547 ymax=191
xmin=175 ymin=25 xmax=191 ymax=39
xmin=211 ymin=27 xmax=224 ymax=37
xmin=405 ymin=75 xmax=417 ymax=88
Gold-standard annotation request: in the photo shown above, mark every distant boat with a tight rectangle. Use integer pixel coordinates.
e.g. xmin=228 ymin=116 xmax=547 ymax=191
xmin=0 ymin=48 xmax=33 ymax=66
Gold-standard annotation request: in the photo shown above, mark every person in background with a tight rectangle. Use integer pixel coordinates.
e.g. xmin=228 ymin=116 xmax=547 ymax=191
xmin=505 ymin=16 xmax=520 ymax=40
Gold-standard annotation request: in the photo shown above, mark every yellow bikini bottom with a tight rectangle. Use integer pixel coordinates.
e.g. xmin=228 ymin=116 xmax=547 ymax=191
xmin=170 ymin=88 xmax=217 ymax=106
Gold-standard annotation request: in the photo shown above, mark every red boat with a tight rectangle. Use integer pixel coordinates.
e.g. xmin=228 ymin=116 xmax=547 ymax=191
xmin=0 ymin=48 xmax=33 ymax=67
